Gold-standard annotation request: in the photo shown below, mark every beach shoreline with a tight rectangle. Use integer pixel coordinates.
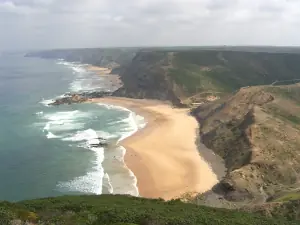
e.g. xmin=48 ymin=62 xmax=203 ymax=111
xmin=90 ymin=97 xmax=220 ymax=200
xmin=85 ymin=65 xmax=123 ymax=90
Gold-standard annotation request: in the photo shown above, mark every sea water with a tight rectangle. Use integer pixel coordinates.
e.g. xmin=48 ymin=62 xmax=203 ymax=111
xmin=0 ymin=53 xmax=145 ymax=201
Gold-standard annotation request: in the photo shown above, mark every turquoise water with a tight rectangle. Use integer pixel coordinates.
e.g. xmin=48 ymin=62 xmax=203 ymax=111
xmin=0 ymin=53 xmax=144 ymax=201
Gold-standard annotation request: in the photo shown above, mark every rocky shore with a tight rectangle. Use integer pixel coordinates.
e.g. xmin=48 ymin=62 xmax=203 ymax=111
xmin=49 ymin=91 xmax=112 ymax=106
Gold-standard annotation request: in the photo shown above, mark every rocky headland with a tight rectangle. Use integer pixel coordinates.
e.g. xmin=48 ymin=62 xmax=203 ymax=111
xmin=49 ymin=91 xmax=112 ymax=106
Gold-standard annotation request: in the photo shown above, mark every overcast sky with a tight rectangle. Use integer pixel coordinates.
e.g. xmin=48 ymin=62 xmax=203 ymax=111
xmin=1 ymin=0 xmax=300 ymax=50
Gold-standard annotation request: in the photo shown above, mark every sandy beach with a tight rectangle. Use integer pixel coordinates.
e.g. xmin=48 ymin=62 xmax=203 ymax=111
xmin=86 ymin=65 xmax=112 ymax=74
xmin=91 ymin=97 xmax=219 ymax=200
xmin=86 ymin=65 xmax=123 ymax=89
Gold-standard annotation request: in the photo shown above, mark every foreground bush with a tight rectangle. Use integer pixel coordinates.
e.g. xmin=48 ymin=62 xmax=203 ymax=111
xmin=0 ymin=195 xmax=298 ymax=225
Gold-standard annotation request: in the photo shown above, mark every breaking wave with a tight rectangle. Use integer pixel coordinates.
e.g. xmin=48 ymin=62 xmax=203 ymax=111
xmin=36 ymin=100 xmax=146 ymax=196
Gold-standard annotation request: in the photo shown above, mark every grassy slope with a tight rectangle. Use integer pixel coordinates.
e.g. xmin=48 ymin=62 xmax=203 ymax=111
xmin=0 ymin=195 xmax=297 ymax=225
xmin=244 ymin=200 xmax=300 ymax=221
xmin=112 ymin=50 xmax=300 ymax=106
xmin=168 ymin=51 xmax=300 ymax=99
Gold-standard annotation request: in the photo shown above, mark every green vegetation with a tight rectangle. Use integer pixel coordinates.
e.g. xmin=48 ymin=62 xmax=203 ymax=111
xmin=0 ymin=195 xmax=297 ymax=225
xmin=266 ymin=104 xmax=300 ymax=125
xmin=265 ymin=86 xmax=300 ymax=125
xmin=169 ymin=51 xmax=300 ymax=96
xmin=245 ymin=200 xmax=300 ymax=221
xmin=272 ymin=192 xmax=300 ymax=202
xmin=266 ymin=85 xmax=300 ymax=104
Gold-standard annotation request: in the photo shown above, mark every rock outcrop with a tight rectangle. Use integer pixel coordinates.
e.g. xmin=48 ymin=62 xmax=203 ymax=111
xmin=50 ymin=94 xmax=87 ymax=106
xmin=49 ymin=91 xmax=112 ymax=106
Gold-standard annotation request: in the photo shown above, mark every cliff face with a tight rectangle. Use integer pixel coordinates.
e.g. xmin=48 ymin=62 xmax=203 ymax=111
xmin=113 ymin=51 xmax=184 ymax=106
xmin=193 ymin=85 xmax=300 ymax=203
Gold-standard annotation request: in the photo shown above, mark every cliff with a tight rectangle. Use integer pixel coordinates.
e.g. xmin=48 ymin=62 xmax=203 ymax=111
xmin=112 ymin=51 xmax=184 ymax=106
xmin=192 ymin=84 xmax=300 ymax=203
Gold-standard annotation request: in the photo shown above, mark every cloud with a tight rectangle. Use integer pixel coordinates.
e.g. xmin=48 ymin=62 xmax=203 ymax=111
xmin=0 ymin=0 xmax=300 ymax=50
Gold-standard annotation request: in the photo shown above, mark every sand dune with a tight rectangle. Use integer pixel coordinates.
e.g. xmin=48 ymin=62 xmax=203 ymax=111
xmin=91 ymin=97 xmax=219 ymax=200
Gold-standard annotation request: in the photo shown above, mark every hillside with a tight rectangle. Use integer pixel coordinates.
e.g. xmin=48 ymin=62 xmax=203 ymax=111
xmin=191 ymin=84 xmax=300 ymax=204
xmin=112 ymin=51 xmax=185 ymax=106
xmin=0 ymin=195 xmax=297 ymax=225
xmin=111 ymin=50 xmax=300 ymax=106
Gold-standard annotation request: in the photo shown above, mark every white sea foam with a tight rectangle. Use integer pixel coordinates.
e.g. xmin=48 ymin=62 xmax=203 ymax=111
xmin=62 ymin=129 xmax=98 ymax=143
xmin=70 ymin=79 xmax=98 ymax=92
xmin=97 ymin=103 xmax=130 ymax=112
xmin=96 ymin=102 xmax=147 ymax=142
xmin=44 ymin=110 xmax=90 ymax=121
xmin=55 ymin=105 xmax=145 ymax=196
xmin=40 ymin=98 xmax=54 ymax=106
xmin=46 ymin=132 xmax=60 ymax=139
xmin=99 ymin=104 xmax=144 ymax=196
xmin=102 ymin=146 xmax=139 ymax=196
xmin=43 ymin=123 xmax=50 ymax=131
xmin=41 ymin=110 xmax=90 ymax=138
xmin=56 ymin=60 xmax=94 ymax=92
xmin=42 ymin=121 xmax=85 ymax=134
xmin=57 ymin=146 xmax=105 ymax=194
xmin=96 ymin=130 xmax=117 ymax=140
xmin=56 ymin=61 xmax=72 ymax=66
xmin=56 ymin=59 xmax=109 ymax=92
xmin=118 ymin=111 xmax=147 ymax=142
xmin=40 ymin=94 xmax=66 ymax=107
xmin=103 ymin=173 xmax=114 ymax=194
xmin=42 ymin=100 xmax=146 ymax=196
xmin=72 ymin=66 xmax=86 ymax=74
xmin=118 ymin=146 xmax=139 ymax=196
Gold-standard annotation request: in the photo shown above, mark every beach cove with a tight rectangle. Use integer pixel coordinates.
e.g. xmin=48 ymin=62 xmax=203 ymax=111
xmin=91 ymin=97 xmax=219 ymax=200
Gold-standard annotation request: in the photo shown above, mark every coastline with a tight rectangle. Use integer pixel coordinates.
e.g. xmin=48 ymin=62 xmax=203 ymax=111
xmin=86 ymin=65 xmax=123 ymax=90
xmin=90 ymin=97 xmax=220 ymax=200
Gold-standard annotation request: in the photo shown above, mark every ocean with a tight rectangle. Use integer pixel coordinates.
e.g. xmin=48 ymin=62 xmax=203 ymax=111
xmin=0 ymin=53 xmax=145 ymax=201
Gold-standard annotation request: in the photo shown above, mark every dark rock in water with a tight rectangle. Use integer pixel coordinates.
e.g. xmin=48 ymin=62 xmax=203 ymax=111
xmin=81 ymin=91 xmax=112 ymax=99
xmin=90 ymin=143 xmax=108 ymax=147
xmin=49 ymin=94 xmax=87 ymax=106
xmin=49 ymin=91 xmax=112 ymax=106
xmin=89 ymin=137 xmax=109 ymax=147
